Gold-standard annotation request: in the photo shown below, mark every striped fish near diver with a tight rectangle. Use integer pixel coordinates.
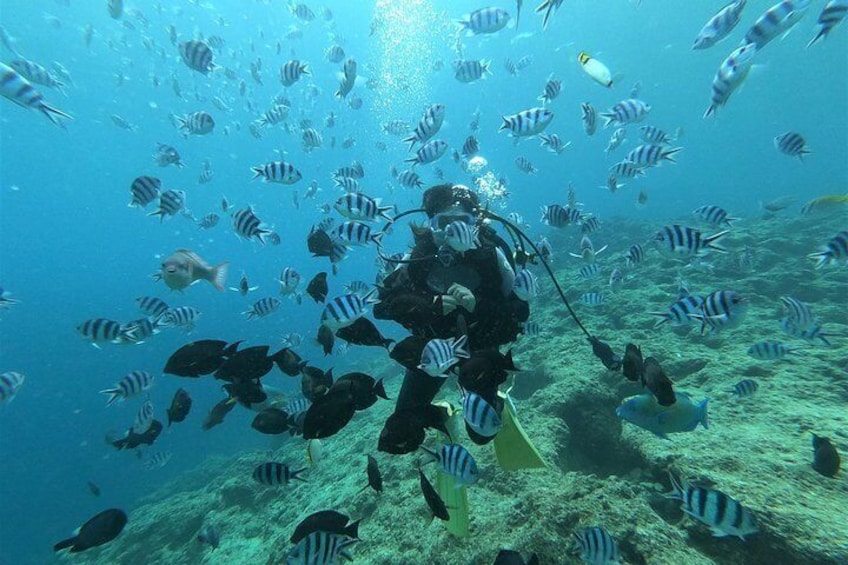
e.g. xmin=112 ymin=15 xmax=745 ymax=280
xmin=320 ymin=290 xmax=380 ymax=331
xmin=100 ymin=371 xmax=155 ymax=406
xmin=651 ymin=295 xmax=705 ymax=328
xmin=403 ymin=103 xmax=445 ymax=149
xmin=77 ymin=318 xmax=136 ymax=346
xmin=405 ymin=139 xmax=448 ymax=166
xmin=0 ymin=62 xmax=71 ymax=127
xmin=665 ymin=472 xmax=758 ymax=540
xmin=420 ymin=443 xmax=479 ymax=487
xmin=419 ymin=335 xmax=470 ymax=377
xmin=704 ymin=43 xmax=757 ymax=118
xmin=444 ymin=221 xmax=480 ymax=253
xmin=159 ymin=306 xmax=201 ymax=332
xmin=462 ymin=391 xmax=503 ymax=437
xmin=572 ymin=527 xmax=620 ymax=565
xmin=693 ymin=290 xmax=748 ymax=334
xmin=332 ymin=221 xmax=384 ymax=247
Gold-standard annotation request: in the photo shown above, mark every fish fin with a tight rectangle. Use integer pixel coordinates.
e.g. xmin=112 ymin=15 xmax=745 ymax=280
xmin=699 ymin=399 xmax=710 ymax=429
xmin=211 ymin=262 xmax=229 ymax=291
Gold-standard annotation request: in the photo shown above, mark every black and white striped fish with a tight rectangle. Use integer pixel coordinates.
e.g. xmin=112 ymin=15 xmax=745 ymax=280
xmin=136 ymin=296 xmax=169 ymax=318
xmin=160 ymin=306 xmax=201 ymax=332
xmin=779 ymin=318 xmax=833 ymax=345
xmin=808 ymin=230 xmax=848 ymax=268
xmin=539 ymin=134 xmax=570 ymax=154
xmin=120 ymin=317 xmax=160 ymax=344
xmin=8 ymin=59 xmax=65 ymax=92
xmin=302 ymin=128 xmax=322 ymax=151
xmin=420 ymin=443 xmax=479 ymax=487
xmin=730 ymin=378 xmax=759 ymax=397
xmin=232 ymin=207 xmax=272 ymax=243
xmin=695 ymin=290 xmax=748 ymax=334
xmin=692 ymin=205 xmax=738 ymax=227
xmin=128 ymin=176 xmax=160 ymax=208
xmin=577 ymin=263 xmax=600 ymax=280
xmin=651 ymin=295 xmax=705 ymax=328
xmin=278 ymin=267 xmax=302 ymax=296
xmin=148 ymin=189 xmax=185 ymax=222
xmin=704 ymin=43 xmax=756 ymax=118
xmin=462 ymin=391 xmax=502 ymax=437
xmin=665 ymin=472 xmax=758 ymax=539
xmin=773 ymin=132 xmax=810 ymax=161
xmin=251 ymin=160 xmax=302 ymax=184
xmin=197 ymin=213 xmax=219 ymax=229
xmin=605 ymin=128 xmax=626 ymax=153
xmin=780 ymin=296 xmax=817 ymax=330
xmin=580 ymin=217 xmax=601 ymax=234
xmin=808 ymin=0 xmax=848 ymax=46
xmin=394 ymin=169 xmax=423 ymax=189
xmin=454 ymin=59 xmax=490 ymax=83
xmin=334 ymin=193 xmax=392 ymax=222
xmin=178 ymin=40 xmax=215 ymax=74
xmin=601 ymin=98 xmax=651 ymax=128
xmin=258 ymin=104 xmax=289 ymax=127
xmin=540 ymin=204 xmax=580 ymax=227
xmin=333 ymin=162 xmax=365 ymax=179
xmin=609 ymin=160 xmax=645 ymax=179
xmin=320 ymin=290 xmax=379 ymax=331
xmin=142 ymin=451 xmax=172 ymax=470
xmin=280 ymin=60 xmax=310 ymax=86
xmin=333 ymin=176 xmax=360 ymax=193
xmin=403 ymin=104 xmax=445 ymax=149
xmin=581 ymin=102 xmax=597 ymax=136
xmin=640 ymin=125 xmax=676 ymax=145
xmin=286 ymin=531 xmax=358 ymax=565
xmin=132 ymin=400 xmax=155 ymax=434
xmin=0 ymin=62 xmax=71 ymax=127
xmin=625 ymin=243 xmax=645 ymax=267
xmin=405 ymin=139 xmax=447 ymax=166
xmin=289 ymin=2 xmax=315 ymax=21
xmin=332 ymin=221 xmax=383 ymax=247
xmin=77 ymin=318 xmax=135 ymax=345
xmin=458 ymin=7 xmax=511 ymax=34
xmin=177 ymin=111 xmax=214 ymax=136
xmin=539 ymin=76 xmax=562 ymax=104
xmin=252 ymin=462 xmax=307 ymax=486
xmin=498 ymin=107 xmax=553 ymax=137
xmin=444 ymin=221 xmax=479 ymax=253
xmin=514 ymin=156 xmax=537 ymax=174
xmin=0 ymin=372 xmax=25 ymax=404
xmin=747 ymin=340 xmax=800 ymax=360
xmin=382 ymin=119 xmax=410 ymax=136
xmin=693 ymin=0 xmax=747 ymax=49
xmin=626 ymin=144 xmax=683 ymax=167
xmin=741 ymin=0 xmax=811 ymax=50
xmin=572 ymin=527 xmax=620 ymax=565
xmin=419 ymin=335 xmax=470 ymax=376
xmin=580 ymin=292 xmax=605 ymax=306
xmin=654 ymin=225 xmax=728 ymax=257
xmin=461 ymin=135 xmax=479 ymax=157
xmin=100 ymin=370 xmax=155 ymax=406
xmin=243 ymin=297 xmax=281 ymax=320
xmin=513 ymin=269 xmax=539 ymax=301
xmin=335 ymin=57 xmax=357 ymax=99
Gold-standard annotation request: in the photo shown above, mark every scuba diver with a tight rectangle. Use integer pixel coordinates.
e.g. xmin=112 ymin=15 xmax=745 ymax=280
xmin=374 ymin=183 xmax=628 ymax=459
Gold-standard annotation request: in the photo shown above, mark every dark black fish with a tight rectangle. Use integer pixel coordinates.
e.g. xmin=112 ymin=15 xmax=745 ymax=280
xmin=214 ymin=345 xmax=273 ymax=382
xmin=301 ymin=366 xmax=333 ymax=401
xmin=197 ymin=523 xmax=220 ymax=550
xmin=290 ymin=510 xmax=359 ymax=545
xmin=812 ymin=434 xmax=840 ymax=478
xmin=203 ymin=398 xmax=236 ymax=430
xmin=317 ymin=324 xmax=335 ymax=355
xmin=109 ymin=420 xmax=163 ymax=450
xmin=418 ymin=467 xmax=449 ymax=521
xmin=302 ymin=383 xmax=357 ymax=439
xmin=458 ymin=349 xmax=517 ymax=397
xmin=54 ymin=509 xmax=127 ymax=553
xmin=306 ymin=272 xmax=328 ymax=303
xmin=622 ymin=343 xmax=643 ymax=382
xmin=363 ymin=454 xmax=383 ymax=493
xmin=252 ymin=407 xmax=291 ymax=435
xmin=273 ymin=347 xmax=306 ymax=376
xmin=378 ymin=404 xmax=451 ymax=455
xmin=332 ymin=372 xmax=388 ymax=410
xmin=223 ymin=379 xmax=267 ymax=408
xmin=166 ymin=388 xmax=192 ymax=426
xmin=164 ymin=340 xmax=239 ymax=377
xmin=588 ymin=336 xmax=622 ymax=371
xmin=307 ymin=227 xmax=335 ymax=257
xmin=335 ymin=317 xmax=395 ymax=349
xmin=642 ymin=357 xmax=675 ymax=406
xmin=87 ymin=481 xmax=101 ymax=497
xmin=389 ymin=335 xmax=429 ymax=371
xmin=494 ymin=549 xmax=539 ymax=565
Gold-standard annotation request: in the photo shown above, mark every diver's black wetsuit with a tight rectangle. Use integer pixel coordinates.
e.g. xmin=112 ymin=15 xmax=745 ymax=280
xmin=374 ymin=185 xmax=529 ymax=454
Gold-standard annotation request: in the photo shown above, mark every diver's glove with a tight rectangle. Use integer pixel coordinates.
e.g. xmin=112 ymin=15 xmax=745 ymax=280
xmin=447 ymin=283 xmax=476 ymax=313
xmin=588 ymin=336 xmax=622 ymax=371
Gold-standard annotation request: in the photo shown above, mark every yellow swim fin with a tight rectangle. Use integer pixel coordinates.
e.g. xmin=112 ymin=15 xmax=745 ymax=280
xmin=434 ymin=402 xmax=470 ymax=538
xmin=494 ymin=395 xmax=546 ymax=471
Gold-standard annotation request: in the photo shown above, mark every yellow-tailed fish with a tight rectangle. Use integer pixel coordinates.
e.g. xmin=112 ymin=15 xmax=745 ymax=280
xmin=800 ymin=194 xmax=848 ymax=216
xmin=577 ymin=51 xmax=612 ymax=88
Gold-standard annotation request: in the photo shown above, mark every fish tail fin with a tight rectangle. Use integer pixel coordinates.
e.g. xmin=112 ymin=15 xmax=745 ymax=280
xmin=453 ymin=335 xmax=470 ymax=358
xmin=370 ymin=231 xmax=384 ymax=247
xmin=210 ymin=262 xmax=229 ymax=291
xmin=705 ymin=230 xmax=729 ymax=253
xmin=663 ymin=146 xmax=684 ymax=162
xmin=39 ymin=102 xmax=72 ymax=128
xmin=374 ymin=378 xmax=389 ymax=400
xmin=292 ymin=467 xmax=308 ymax=482
xmin=99 ymin=389 xmax=122 ymax=406
xmin=53 ymin=536 xmax=77 ymax=552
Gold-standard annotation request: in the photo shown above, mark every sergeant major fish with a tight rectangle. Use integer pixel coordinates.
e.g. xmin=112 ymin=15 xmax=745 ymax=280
xmin=807 ymin=0 xmax=848 ymax=46
xmin=693 ymin=0 xmax=747 ymax=49
xmin=0 ymin=62 xmax=71 ymax=127
xmin=741 ymin=0 xmax=811 ymax=50
xmin=704 ymin=43 xmax=757 ymax=118
xmin=499 ymin=107 xmax=553 ymax=137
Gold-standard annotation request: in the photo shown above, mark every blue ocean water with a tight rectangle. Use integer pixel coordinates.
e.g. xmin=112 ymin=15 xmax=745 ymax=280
xmin=0 ymin=1 xmax=845 ymax=564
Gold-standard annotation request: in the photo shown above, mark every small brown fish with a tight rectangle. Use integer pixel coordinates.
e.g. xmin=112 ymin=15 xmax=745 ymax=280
xmin=158 ymin=249 xmax=229 ymax=291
